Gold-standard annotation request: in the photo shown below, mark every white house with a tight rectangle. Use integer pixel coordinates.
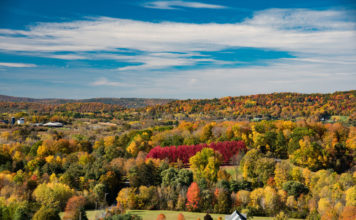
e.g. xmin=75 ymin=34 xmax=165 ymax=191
xmin=17 ymin=118 xmax=25 ymax=125
xmin=225 ymin=210 xmax=247 ymax=220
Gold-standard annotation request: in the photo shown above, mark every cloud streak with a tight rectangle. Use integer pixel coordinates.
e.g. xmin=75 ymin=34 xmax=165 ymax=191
xmin=91 ymin=77 xmax=129 ymax=87
xmin=143 ymin=1 xmax=227 ymax=10
xmin=0 ymin=62 xmax=37 ymax=68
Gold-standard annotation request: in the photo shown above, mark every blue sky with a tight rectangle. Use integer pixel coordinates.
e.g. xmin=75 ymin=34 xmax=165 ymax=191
xmin=0 ymin=0 xmax=355 ymax=99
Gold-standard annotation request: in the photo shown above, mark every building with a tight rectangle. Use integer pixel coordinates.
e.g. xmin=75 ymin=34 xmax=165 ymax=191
xmin=43 ymin=122 xmax=63 ymax=127
xmin=17 ymin=118 xmax=25 ymax=125
xmin=225 ymin=210 xmax=247 ymax=220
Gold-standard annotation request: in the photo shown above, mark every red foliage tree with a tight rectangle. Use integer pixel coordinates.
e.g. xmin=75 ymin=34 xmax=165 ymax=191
xmin=147 ymin=141 xmax=246 ymax=164
xmin=186 ymin=182 xmax=200 ymax=211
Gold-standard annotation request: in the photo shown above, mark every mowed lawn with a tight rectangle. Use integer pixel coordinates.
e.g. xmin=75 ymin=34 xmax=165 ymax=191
xmin=127 ymin=210 xmax=225 ymax=220
xmin=73 ymin=209 xmax=303 ymax=220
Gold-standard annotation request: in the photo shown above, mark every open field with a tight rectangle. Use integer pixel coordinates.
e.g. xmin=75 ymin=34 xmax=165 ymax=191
xmin=75 ymin=209 xmax=303 ymax=220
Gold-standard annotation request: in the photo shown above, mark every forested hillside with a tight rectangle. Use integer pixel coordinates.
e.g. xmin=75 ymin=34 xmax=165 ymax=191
xmin=142 ymin=91 xmax=356 ymax=121
xmin=0 ymin=91 xmax=354 ymax=219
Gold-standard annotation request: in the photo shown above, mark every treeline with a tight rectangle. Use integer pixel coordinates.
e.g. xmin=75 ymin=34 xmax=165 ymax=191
xmin=1 ymin=91 xmax=355 ymax=124
xmin=0 ymin=102 xmax=124 ymax=114
xmin=0 ymin=94 xmax=173 ymax=108
xmin=143 ymin=90 xmax=356 ymax=121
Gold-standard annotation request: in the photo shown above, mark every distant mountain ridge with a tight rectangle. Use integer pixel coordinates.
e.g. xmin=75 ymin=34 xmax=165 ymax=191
xmin=0 ymin=95 xmax=175 ymax=108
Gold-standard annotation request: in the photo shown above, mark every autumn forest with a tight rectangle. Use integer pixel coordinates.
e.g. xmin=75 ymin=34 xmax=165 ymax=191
xmin=0 ymin=91 xmax=355 ymax=220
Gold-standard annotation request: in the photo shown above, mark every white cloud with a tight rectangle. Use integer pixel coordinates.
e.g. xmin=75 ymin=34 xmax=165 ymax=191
xmin=0 ymin=62 xmax=37 ymax=67
xmin=143 ymin=1 xmax=226 ymax=10
xmin=117 ymin=52 xmax=218 ymax=70
xmin=91 ymin=77 xmax=128 ymax=87
xmin=48 ymin=54 xmax=87 ymax=60
xmin=0 ymin=8 xmax=355 ymax=73
xmin=0 ymin=9 xmax=354 ymax=56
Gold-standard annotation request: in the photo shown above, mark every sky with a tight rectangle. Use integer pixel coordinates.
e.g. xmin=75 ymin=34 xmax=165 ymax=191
xmin=0 ymin=0 xmax=355 ymax=99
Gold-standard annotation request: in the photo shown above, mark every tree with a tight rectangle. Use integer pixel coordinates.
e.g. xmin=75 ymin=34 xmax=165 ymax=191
xmin=339 ymin=206 xmax=356 ymax=220
xmin=214 ymin=188 xmax=232 ymax=214
xmin=137 ymin=186 xmax=159 ymax=210
xmin=33 ymin=206 xmax=60 ymax=220
xmin=240 ymin=149 xmax=274 ymax=186
xmin=236 ymin=190 xmax=250 ymax=207
xmin=255 ymin=158 xmax=276 ymax=185
xmin=290 ymin=137 xmax=327 ymax=171
xmin=63 ymin=196 xmax=88 ymax=220
xmin=127 ymin=133 xmax=151 ymax=157
xmin=129 ymin=161 xmax=160 ymax=187
xmin=282 ymin=181 xmax=309 ymax=198
xmin=0 ymin=204 xmax=11 ymax=220
xmin=161 ymin=168 xmax=178 ymax=187
xmin=93 ymin=183 xmax=107 ymax=206
xmin=274 ymin=161 xmax=292 ymax=189
xmin=186 ymin=182 xmax=200 ymax=211
xmin=189 ymin=148 xmax=222 ymax=183
xmin=249 ymin=188 xmax=264 ymax=211
xmin=161 ymin=168 xmax=193 ymax=188
xmin=13 ymin=203 xmax=32 ymax=220
xmin=264 ymin=186 xmax=280 ymax=215
xmin=116 ymin=188 xmax=137 ymax=210
xmin=345 ymin=186 xmax=356 ymax=206
xmin=176 ymin=169 xmax=193 ymax=187
xmin=33 ymin=182 xmax=74 ymax=210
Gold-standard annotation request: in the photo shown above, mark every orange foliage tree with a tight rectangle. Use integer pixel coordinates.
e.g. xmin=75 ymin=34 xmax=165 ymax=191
xmin=186 ymin=182 xmax=200 ymax=211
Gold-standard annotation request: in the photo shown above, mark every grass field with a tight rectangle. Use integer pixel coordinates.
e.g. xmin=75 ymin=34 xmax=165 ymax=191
xmin=65 ymin=209 xmax=303 ymax=220
xmin=127 ymin=210 xmax=226 ymax=220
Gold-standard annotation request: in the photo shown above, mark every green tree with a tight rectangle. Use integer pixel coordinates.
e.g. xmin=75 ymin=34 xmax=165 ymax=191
xmin=240 ymin=149 xmax=274 ymax=186
xmin=13 ymin=203 xmax=32 ymax=220
xmin=129 ymin=161 xmax=160 ymax=187
xmin=282 ymin=181 xmax=309 ymax=198
xmin=214 ymin=188 xmax=232 ymax=214
xmin=189 ymin=148 xmax=222 ymax=183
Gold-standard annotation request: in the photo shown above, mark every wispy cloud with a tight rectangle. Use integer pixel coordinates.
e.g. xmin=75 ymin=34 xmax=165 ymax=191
xmin=143 ymin=1 xmax=227 ymax=10
xmin=0 ymin=9 xmax=354 ymax=55
xmin=91 ymin=77 xmax=128 ymax=87
xmin=0 ymin=8 xmax=355 ymax=73
xmin=0 ymin=62 xmax=37 ymax=67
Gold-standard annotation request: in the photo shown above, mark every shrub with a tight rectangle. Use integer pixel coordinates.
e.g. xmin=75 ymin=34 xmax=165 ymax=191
xmin=157 ymin=213 xmax=166 ymax=220
xmin=177 ymin=213 xmax=185 ymax=220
